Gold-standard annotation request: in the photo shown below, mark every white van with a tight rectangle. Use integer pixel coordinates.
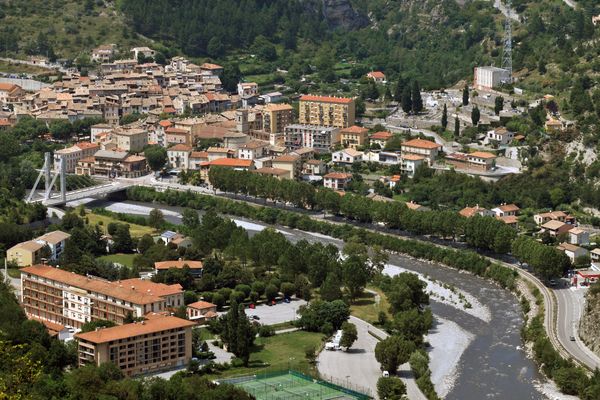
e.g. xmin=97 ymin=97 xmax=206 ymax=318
xmin=325 ymin=342 xmax=337 ymax=351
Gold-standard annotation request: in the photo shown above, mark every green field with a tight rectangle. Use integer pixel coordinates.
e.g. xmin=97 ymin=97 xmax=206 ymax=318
xmin=210 ymin=331 xmax=324 ymax=379
xmin=223 ymin=371 xmax=369 ymax=400
xmin=86 ymin=212 xmax=155 ymax=238
xmin=98 ymin=253 xmax=137 ymax=268
xmin=349 ymin=287 xmax=390 ymax=324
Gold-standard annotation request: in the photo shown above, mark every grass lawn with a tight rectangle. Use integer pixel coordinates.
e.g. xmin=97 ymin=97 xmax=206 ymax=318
xmin=208 ymin=331 xmax=324 ymax=379
xmin=393 ymin=194 xmax=410 ymax=202
xmin=350 ymin=286 xmax=390 ymax=325
xmin=0 ymin=60 xmax=51 ymax=76
xmin=86 ymin=212 xmax=155 ymax=238
xmin=98 ymin=253 xmax=137 ymax=268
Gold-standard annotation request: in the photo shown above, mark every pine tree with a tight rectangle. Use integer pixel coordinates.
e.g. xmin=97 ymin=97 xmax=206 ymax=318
xmin=471 ymin=106 xmax=481 ymax=126
xmin=462 ymin=85 xmax=469 ymax=106
xmin=441 ymin=104 xmax=448 ymax=129
xmin=236 ymin=304 xmax=254 ymax=366
xmin=411 ymin=81 xmax=423 ymax=113
xmin=401 ymin=86 xmax=412 ymax=114
xmin=454 ymin=115 xmax=460 ymax=137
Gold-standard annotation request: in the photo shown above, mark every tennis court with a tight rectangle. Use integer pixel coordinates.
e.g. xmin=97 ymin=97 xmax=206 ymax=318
xmin=220 ymin=371 xmax=370 ymax=400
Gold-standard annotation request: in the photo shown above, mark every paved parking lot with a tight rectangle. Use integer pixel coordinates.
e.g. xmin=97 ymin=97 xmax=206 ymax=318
xmin=220 ymin=299 xmax=306 ymax=326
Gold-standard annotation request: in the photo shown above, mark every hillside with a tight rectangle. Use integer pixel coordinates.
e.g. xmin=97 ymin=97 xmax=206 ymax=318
xmin=580 ymin=285 xmax=600 ymax=356
xmin=0 ymin=0 xmax=145 ymax=60
xmin=1 ymin=0 xmax=599 ymax=99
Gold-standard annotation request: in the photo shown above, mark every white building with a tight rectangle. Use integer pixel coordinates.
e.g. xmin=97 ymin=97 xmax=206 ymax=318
xmin=486 ymin=127 xmax=514 ymax=146
xmin=54 ymin=142 xmax=100 ymax=173
xmin=474 ymin=66 xmax=510 ymax=90
xmin=284 ymin=124 xmax=340 ymax=153
xmin=238 ymin=140 xmax=269 ymax=160
xmin=167 ymin=144 xmax=193 ymax=170
xmin=130 ymin=47 xmax=155 ymax=60
xmin=323 ymin=173 xmax=353 ymax=191
xmin=332 ymin=148 xmax=363 ymax=165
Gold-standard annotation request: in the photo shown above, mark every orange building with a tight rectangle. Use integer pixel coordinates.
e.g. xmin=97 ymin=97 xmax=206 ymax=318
xmin=76 ymin=314 xmax=195 ymax=376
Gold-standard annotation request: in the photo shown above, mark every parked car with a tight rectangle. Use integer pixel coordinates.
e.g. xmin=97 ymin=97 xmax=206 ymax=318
xmin=252 ymin=315 xmax=260 ymax=320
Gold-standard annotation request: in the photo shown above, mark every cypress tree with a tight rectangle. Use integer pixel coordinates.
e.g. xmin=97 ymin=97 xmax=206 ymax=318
xmin=411 ymin=81 xmax=423 ymax=113
xmin=454 ymin=115 xmax=460 ymax=137
xmin=441 ymin=104 xmax=448 ymax=129
xmin=401 ymin=86 xmax=412 ymax=113
xmin=462 ymin=85 xmax=469 ymax=106
xmin=471 ymin=106 xmax=480 ymax=126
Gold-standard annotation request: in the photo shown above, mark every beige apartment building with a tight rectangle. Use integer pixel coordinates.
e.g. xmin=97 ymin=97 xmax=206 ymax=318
xmin=114 ymin=128 xmax=147 ymax=152
xmin=340 ymin=125 xmax=369 ymax=149
xmin=20 ymin=264 xmax=184 ymax=329
xmin=298 ymin=95 xmax=355 ymax=129
xmin=76 ymin=314 xmax=195 ymax=376
xmin=263 ymin=103 xmax=293 ymax=134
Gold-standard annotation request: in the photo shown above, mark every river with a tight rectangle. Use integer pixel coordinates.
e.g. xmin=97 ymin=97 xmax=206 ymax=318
xmin=79 ymin=198 xmax=547 ymax=399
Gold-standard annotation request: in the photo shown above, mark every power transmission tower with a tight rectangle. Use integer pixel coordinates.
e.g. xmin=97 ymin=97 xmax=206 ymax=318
xmin=27 ymin=152 xmax=66 ymax=203
xmin=502 ymin=0 xmax=513 ymax=84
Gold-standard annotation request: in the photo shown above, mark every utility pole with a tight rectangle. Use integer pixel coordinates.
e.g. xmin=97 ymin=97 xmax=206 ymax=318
xmin=502 ymin=0 xmax=513 ymax=84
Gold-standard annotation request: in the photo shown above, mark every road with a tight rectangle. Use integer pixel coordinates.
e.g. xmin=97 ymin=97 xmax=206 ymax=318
xmin=555 ymin=282 xmax=600 ymax=369
xmin=317 ymin=316 xmax=425 ymax=400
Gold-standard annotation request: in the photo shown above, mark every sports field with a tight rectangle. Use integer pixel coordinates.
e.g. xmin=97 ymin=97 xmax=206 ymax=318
xmin=221 ymin=371 xmax=370 ymax=400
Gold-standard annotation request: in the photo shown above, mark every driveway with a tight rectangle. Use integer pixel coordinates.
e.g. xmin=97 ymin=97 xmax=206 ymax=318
xmin=317 ymin=316 xmax=426 ymax=400
xmin=219 ymin=299 xmax=307 ymax=326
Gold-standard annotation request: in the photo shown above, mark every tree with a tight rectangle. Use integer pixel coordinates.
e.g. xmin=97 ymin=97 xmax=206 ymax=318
xmin=340 ymin=322 xmax=358 ymax=350
xmin=182 ymin=208 xmax=200 ymax=229
xmin=320 ymin=273 xmax=343 ymax=301
xmin=462 ymin=85 xmax=469 ymax=106
xmin=342 ymin=254 xmax=370 ymax=301
xmin=411 ymin=81 xmax=423 ymax=113
xmin=375 ymin=336 xmax=416 ymax=373
xmin=401 ymin=86 xmax=412 ymax=114
xmin=441 ymin=104 xmax=448 ymax=129
xmin=471 ymin=106 xmax=480 ymax=126
xmin=454 ymin=115 xmax=460 ymax=137
xmin=377 ymin=376 xmax=407 ymax=399
xmin=81 ymin=320 xmax=116 ymax=333
xmin=265 ymin=284 xmax=279 ymax=302
xmin=494 ymin=96 xmax=504 ymax=115
xmin=394 ymin=79 xmax=405 ymax=102
xmin=148 ymin=208 xmax=165 ymax=229
xmin=112 ymin=224 xmax=133 ymax=253
xmin=137 ymin=234 xmax=154 ymax=253
xmin=144 ymin=145 xmax=167 ymax=171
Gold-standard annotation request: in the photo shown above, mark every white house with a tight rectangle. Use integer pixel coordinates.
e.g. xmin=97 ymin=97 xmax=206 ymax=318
xmin=35 ymin=231 xmax=71 ymax=260
xmin=237 ymin=140 xmax=269 ymax=160
xmin=323 ymin=172 xmax=353 ymax=191
xmin=332 ymin=148 xmax=363 ymax=165
xmin=167 ymin=144 xmax=193 ymax=170
xmin=558 ymin=243 xmax=588 ymax=263
xmin=486 ymin=127 xmax=515 ymax=146
xmin=131 ymin=46 xmax=155 ymax=60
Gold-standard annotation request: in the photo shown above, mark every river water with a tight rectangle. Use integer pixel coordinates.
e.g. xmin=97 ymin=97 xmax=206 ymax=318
xmin=81 ymin=198 xmax=545 ymax=399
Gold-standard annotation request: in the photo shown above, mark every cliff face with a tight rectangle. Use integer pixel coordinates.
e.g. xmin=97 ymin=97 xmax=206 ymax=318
xmin=580 ymin=287 xmax=600 ymax=355
xmin=303 ymin=0 xmax=368 ymax=30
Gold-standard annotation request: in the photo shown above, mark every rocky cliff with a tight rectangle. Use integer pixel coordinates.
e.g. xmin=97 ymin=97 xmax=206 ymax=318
xmin=579 ymin=286 xmax=600 ymax=355
xmin=304 ymin=0 xmax=369 ymax=30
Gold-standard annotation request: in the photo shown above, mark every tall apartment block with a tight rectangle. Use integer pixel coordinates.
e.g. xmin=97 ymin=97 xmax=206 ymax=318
xmin=76 ymin=314 xmax=195 ymax=376
xmin=20 ymin=264 xmax=184 ymax=329
xmin=298 ymin=95 xmax=355 ymax=129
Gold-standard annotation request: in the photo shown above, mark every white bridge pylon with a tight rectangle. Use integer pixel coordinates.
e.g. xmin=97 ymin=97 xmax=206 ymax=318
xmin=27 ymin=152 xmax=66 ymax=203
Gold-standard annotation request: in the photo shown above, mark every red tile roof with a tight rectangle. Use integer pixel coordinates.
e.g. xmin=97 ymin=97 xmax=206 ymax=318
xmin=76 ymin=315 xmax=195 ymax=344
xmin=159 ymin=120 xmax=172 ymax=127
xmin=324 ymin=172 xmax=353 ymax=179
xmin=166 ymin=127 xmax=188 ymax=134
xmin=209 ymin=158 xmax=253 ymax=168
xmin=187 ymin=301 xmax=216 ymax=310
xmin=341 ymin=125 xmax=368 ymax=134
xmin=469 ymin=151 xmax=496 ymax=159
xmin=370 ymin=131 xmax=393 ymax=140
xmin=402 ymin=138 xmax=442 ymax=150
xmin=300 ymin=95 xmax=354 ymax=104
xmin=154 ymin=260 xmax=203 ymax=270
xmin=367 ymin=71 xmax=386 ymax=79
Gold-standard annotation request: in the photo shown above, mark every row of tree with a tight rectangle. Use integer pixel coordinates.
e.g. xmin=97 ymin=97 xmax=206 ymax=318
xmin=209 ymin=167 xmax=517 ymax=254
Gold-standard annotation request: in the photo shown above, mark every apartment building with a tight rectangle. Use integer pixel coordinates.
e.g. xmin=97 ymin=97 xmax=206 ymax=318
xmin=238 ymin=140 xmax=269 ymax=160
xmin=340 ymin=125 xmax=369 ymax=149
xmin=400 ymin=139 xmax=442 ymax=166
xmin=167 ymin=144 xmax=193 ymax=170
xmin=298 ymin=95 xmax=355 ymax=129
xmin=272 ymin=154 xmax=301 ymax=179
xmin=263 ymin=103 xmax=293 ymax=134
xmin=114 ymin=128 xmax=148 ymax=152
xmin=6 ymin=230 xmax=71 ymax=267
xmin=323 ymin=172 xmax=353 ymax=191
xmin=20 ymin=264 xmax=184 ymax=329
xmin=284 ymin=124 xmax=340 ymax=152
xmin=76 ymin=150 xmax=148 ymax=178
xmin=54 ymin=142 xmax=100 ymax=173
xmin=76 ymin=314 xmax=195 ymax=376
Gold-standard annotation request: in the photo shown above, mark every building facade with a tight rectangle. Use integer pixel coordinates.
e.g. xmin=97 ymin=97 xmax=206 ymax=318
xmin=76 ymin=315 xmax=195 ymax=376
xmin=20 ymin=264 xmax=184 ymax=329
xmin=284 ymin=124 xmax=340 ymax=153
xmin=298 ymin=95 xmax=355 ymax=129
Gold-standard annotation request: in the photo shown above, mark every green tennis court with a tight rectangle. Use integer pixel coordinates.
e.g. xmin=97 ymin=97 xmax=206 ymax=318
xmin=220 ymin=371 xmax=370 ymax=400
